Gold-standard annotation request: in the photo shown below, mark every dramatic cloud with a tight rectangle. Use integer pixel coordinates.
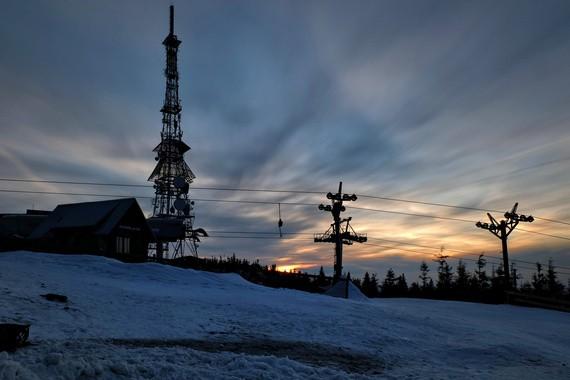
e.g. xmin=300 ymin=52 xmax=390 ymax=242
xmin=1 ymin=0 xmax=569 ymax=283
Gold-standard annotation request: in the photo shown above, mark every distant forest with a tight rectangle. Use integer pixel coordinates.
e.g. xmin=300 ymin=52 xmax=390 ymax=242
xmin=166 ymin=253 xmax=570 ymax=306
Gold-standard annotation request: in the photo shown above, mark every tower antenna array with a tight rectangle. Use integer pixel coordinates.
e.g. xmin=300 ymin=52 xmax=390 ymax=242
xmin=148 ymin=6 xmax=204 ymax=258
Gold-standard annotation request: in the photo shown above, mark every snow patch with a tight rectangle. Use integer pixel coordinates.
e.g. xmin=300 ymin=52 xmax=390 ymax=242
xmin=325 ymin=279 xmax=369 ymax=300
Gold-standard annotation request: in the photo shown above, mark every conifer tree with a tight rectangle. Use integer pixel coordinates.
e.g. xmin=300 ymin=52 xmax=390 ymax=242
xmin=317 ymin=266 xmax=327 ymax=287
xmin=369 ymin=273 xmax=380 ymax=297
xmin=419 ymin=261 xmax=431 ymax=290
xmin=362 ymin=272 xmax=371 ymax=295
xmin=546 ymin=259 xmax=564 ymax=296
xmin=434 ymin=254 xmax=453 ymax=294
xmin=352 ymin=277 xmax=362 ymax=289
xmin=382 ymin=269 xmax=397 ymax=296
xmin=409 ymin=282 xmax=420 ymax=296
xmin=428 ymin=278 xmax=435 ymax=291
xmin=455 ymin=260 xmax=469 ymax=293
xmin=396 ymin=274 xmax=408 ymax=296
xmin=473 ymin=254 xmax=489 ymax=290
xmin=491 ymin=263 xmax=505 ymax=292
xmin=532 ymin=262 xmax=547 ymax=294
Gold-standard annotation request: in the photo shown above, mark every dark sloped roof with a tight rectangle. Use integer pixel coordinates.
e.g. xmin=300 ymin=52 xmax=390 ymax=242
xmin=29 ymin=198 xmax=149 ymax=239
xmin=0 ymin=215 xmax=48 ymax=239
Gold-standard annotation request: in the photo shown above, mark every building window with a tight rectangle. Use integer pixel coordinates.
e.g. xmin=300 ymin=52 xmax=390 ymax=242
xmin=115 ymin=237 xmax=131 ymax=254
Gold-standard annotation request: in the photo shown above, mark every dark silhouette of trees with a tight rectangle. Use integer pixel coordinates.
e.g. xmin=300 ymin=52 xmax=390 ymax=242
xmin=369 ymin=273 xmax=380 ymax=297
xmin=454 ymin=260 xmax=469 ymax=293
xmin=471 ymin=254 xmax=489 ymax=291
xmin=415 ymin=261 xmax=435 ymax=297
xmin=419 ymin=261 xmax=430 ymax=290
xmin=360 ymin=272 xmax=380 ymax=297
xmin=520 ymin=281 xmax=532 ymax=293
xmin=546 ymin=259 xmax=564 ymax=296
xmin=510 ymin=263 xmax=521 ymax=290
xmin=490 ymin=264 xmax=506 ymax=293
xmin=162 ymin=251 xmax=567 ymax=309
xmin=316 ymin=266 xmax=328 ymax=287
xmin=396 ymin=274 xmax=408 ymax=295
xmin=434 ymin=254 xmax=453 ymax=294
xmin=361 ymin=272 xmax=371 ymax=294
xmin=361 ymin=272 xmax=372 ymax=296
xmin=362 ymin=255 xmax=568 ymax=310
xmin=427 ymin=278 xmax=435 ymax=293
xmin=168 ymin=254 xmax=330 ymax=293
xmin=409 ymin=281 xmax=420 ymax=296
xmin=532 ymin=262 xmax=547 ymax=294
xmin=381 ymin=269 xmax=397 ymax=297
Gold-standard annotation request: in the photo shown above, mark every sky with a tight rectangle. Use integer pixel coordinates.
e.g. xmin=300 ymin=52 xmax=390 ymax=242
xmin=1 ymin=0 xmax=569 ymax=284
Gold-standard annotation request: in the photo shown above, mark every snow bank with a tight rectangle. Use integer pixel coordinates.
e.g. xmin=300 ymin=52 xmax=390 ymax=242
xmin=325 ymin=279 xmax=368 ymax=301
xmin=1 ymin=251 xmax=569 ymax=379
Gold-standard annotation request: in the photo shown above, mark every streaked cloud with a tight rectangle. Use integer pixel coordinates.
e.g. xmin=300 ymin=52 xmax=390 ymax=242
xmin=0 ymin=0 xmax=569 ymax=283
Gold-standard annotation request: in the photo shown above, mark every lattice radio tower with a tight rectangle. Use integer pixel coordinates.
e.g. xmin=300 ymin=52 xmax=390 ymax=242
xmin=314 ymin=182 xmax=367 ymax=283
xmin=148 ymin=6 xmax=200 ymax=258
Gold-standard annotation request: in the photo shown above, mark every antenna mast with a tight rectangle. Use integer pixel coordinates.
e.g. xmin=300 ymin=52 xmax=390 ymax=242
xmin=148 ymin=5 xmax=202 ymax=259
xmin=169 ymin=5 xmax=174 ymax=35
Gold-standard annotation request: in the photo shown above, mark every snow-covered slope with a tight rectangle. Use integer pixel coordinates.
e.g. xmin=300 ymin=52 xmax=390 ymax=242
xmin=1 ymin=251 xmax=569 ymax=379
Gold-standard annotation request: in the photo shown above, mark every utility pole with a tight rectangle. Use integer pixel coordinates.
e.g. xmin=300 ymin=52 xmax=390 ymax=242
xmin=314 ymin=182 xmax=367 ymax=283
xmin=475 ymin=202 xmax=533 ymax=289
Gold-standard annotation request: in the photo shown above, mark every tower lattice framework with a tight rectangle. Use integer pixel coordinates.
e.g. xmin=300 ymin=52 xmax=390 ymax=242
xmin=148 ymin=6 xmax=197 ymax=258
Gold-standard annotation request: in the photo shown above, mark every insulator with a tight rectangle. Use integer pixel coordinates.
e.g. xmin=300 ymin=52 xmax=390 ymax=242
xmin=351 ymin=194 xmax=357 ymax=201
xmin=341 ymin=206 xmax=346 ymax=212
xmin=326 ymin=192 xmax=333 ymax=199
xmin=318 ymin=204 xmax=325 ymax=210
xmin=527 ymin=216 xmax=534 ymax=222
xmin=476 ymin=222 xmax=482 ymax=228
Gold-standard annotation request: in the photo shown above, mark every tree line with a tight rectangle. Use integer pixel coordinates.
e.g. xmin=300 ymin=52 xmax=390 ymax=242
xmin=165 ymin=253 xmax=569 ymax=305
xmin=352 ymin=254 xmax=569 ymax=304
xmin=168 ymin=253 xmax=331 ymax=293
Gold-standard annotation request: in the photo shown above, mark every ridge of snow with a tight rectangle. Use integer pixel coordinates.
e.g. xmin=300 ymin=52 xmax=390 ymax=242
xmin=1 ymin=251 xmax=569 ymax=379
